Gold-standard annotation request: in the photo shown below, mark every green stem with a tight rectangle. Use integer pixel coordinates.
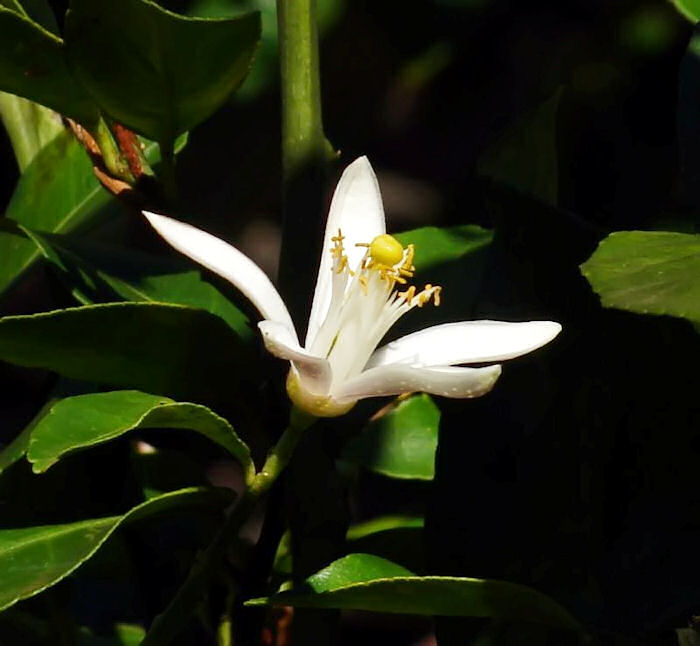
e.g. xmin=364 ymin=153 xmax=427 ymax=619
xmin=249 ymin=406 xmax=315 ymax=494
xmin=276 ymin=0 xmax=325 ymax=180
xmin=276 ymin=0 xmax=331 ymax=328
xmin=141 ymin=409 xmax=314 ymax=646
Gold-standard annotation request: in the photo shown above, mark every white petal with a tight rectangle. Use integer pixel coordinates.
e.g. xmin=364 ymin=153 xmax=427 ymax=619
xmin=144 ymin=211 xmax=295 ymax=337
xmin=366 ymin=320 xmax=562 ymax=368
xmin=305 ymin=157 xmax=386 ymax=348
xmin=334 ymin=363 xmax=502 ymax=402
xmin=258 ymin=320 xmax=331 ymax=396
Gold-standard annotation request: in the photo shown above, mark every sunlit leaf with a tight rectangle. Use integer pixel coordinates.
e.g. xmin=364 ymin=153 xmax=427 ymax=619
xmin=0 ymin=131 xmax=186 ymax=298
xmin=580 ymin=231 xmax=700 ymax=325
xmin=395 ymin=224 xmax=492 ymax=274
xmin=342 ymin=395 xmax=440 ymax=480
xmin=668 ymin=0 xmax=700 ymax=22
xmin=246 ymin=553 xmax=581 ymax=629
xmin=346 ymin=516 xmax=425 ymax=573
xmin=65 ymin=0 xmax=260 ymax=143
xmin=0 ymin=487 xmax=232 ymax=612
xmin=0 ymin=92 xmax=63 ymax=171
xmin=26 ymin=390 xmax=253 ymax=478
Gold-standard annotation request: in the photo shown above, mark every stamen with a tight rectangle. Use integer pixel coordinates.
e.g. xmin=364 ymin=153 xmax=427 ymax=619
xmin=319 ymin=231 xmax=443 ymax=387
xmin=331 ymin=228 xmax=349 ymax=274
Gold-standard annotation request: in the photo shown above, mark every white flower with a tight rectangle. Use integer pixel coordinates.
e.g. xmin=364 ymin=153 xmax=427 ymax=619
xmin=144 ymin=157 xmax=561 ymax=417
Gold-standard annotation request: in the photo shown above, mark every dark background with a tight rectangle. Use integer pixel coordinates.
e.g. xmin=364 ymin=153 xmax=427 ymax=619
xmin=1 ymin=1 xmax=699 ymax=644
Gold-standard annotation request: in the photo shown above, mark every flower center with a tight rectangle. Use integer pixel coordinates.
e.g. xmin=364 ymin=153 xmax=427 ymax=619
xmin=309 ymin=229 xmax=442 ymax=391
xmin=368 ymin=234 xmax=404 ymax=267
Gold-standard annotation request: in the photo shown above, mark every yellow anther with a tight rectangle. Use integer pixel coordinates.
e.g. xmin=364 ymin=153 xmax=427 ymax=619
xmin=399 ymin=286 xmax=416 ymax=302
xmin=369 ymin=234 xmax=405 ymax=267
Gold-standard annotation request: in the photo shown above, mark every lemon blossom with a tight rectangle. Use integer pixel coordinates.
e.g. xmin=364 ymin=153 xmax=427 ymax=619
xmin=144 ymin=157 xmax=561 ymax=417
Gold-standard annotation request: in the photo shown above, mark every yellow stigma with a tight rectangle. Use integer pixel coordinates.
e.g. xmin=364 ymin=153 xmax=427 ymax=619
xmin=369 ymin=234 xmax=404 ymax=267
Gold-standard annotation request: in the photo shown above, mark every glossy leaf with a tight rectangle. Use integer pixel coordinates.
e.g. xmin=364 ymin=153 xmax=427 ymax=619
xmin=0 ymin=6 xmax=97 ymax=122
xmin=346 ymin=516 xmax=425 ymax=573
xmin=0 ymin=131 xmax=186 ymax=297
xmin=0 ymin=302 xmax=254 ymax=403
xmin=342 ymin=395 xmax=440 ymax=480
xmin=668 ymin=0 xmax=700 ymax=22
xmin=65 ymin=0 xmax=260 ymax=142
xmin=22 ymin=229 xmax=252 ymax=339
xmin=247 ymin=553 xmax=580 ymax=629
xmin=27 ymin=390 xmax=253 ymax=478
xmin=580 ymin=231 xmax=700 ymax=324
xmin=346 ymin=516 xmax=425 ymax=541
xmin=478 ymin=89 xmax=562 ymax=206
xmin=0 ymin=487 xmax=232 ymax=612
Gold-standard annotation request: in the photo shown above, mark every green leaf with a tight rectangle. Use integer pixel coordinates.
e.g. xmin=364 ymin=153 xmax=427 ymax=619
xmin=478 ymin=89 xmax=562 ymax=206
xmin=27 ymin=390 xmax=253 ymax=479
xmin=0 ymin=132 xmax=106 ymax=296
xmin=346 ymin=516 xmax=426 ymax=573
xmin=20 ymin=229 xmax=252 ymax=339
xmin=65 ymin=0 xmax=261 ymax=142
xmin=246 ymin=554 xmax=580 ymax=629
xmin=346 ymin=516 xmax=425 ymax=540
xmin=0 ymin=302 xmax=254 ymax=403
xmin=393 ymin=225 xmax=493 ymax=324
xmin=668 ymin=0 xmax=700 ymax=22
xmin=110 ymin=624 xmax=146 ymax=646
xmin=0 ymin=398 xmax=56 ymax=474
xmin=0 ymin=487 xmax=232 ymax=612
xmin=77 ymin=624 xmax=147 ymax=646
xmin=0 ymin=131 xmax=185 ymax=298
xmin=580 ymin=231 xmax=700 ymax=325
xmin=0 ymin=6 xmax=97 ymax=122
xmin=0 ymin=92 xmax=63 ymax=171
xmin=395 ymin=224 xmax=493 ymax=274
xmin=342 ymin=395 xmax=440 ymax=480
